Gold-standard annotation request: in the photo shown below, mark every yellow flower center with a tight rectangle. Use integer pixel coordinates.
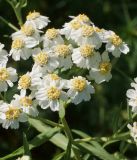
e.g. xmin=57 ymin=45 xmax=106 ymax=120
xmin=21 ymin=25 xmax=35 ymax=36
xmin=94 ymin=27 xmax=103 ymax=33
xmin=6 ymin=106 xmax=21 ymax=120
xmin=49 ymin=74 xmax=60 ymax=80
xmin=99 ymin=62 xmax=112 ymax=74
xmin=47 ymin=87 xmax=61 ymax=100
xmin=12 ymin=39 xmax=24 ymax=49
xmin=80 ymin=44 xmax=94 ymax=57
xmin=18 ymin=75 xmax=31 ymax=89
xmin=46 ymin=28 xmax=58 ymax=40
xmin=81 ymin=25 xmax=94 ymax=37
xmin=27 ymin=11 xmax=40 ymax=20
xmin=111 ymin=34 xmax=122 ymax=46
xmin=75 ymin=14 xmax=90 ymax=23
xmin=20 ymin=97 xmax=33 ymax=107
xmin=55 ymin=45 xmax=70 ymax=57
xmin=70 ymin=20 xmax=81 ymax=30
xmin=72 ymin=77 xmax=86 ymax=92
xmin=34 ymin=52 xmax=48 ymax=66
xmin=0 ymin=68 xmax=9 ymax=81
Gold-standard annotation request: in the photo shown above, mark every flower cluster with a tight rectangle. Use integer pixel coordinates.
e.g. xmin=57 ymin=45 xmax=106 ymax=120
xmin=0 ymin=12 xmax=129 ymax=129
xmin=127 ymin=78 xmax=137 ymax=144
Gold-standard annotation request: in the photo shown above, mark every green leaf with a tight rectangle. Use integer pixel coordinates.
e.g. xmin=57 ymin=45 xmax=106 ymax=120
xmin=0 ymin=127 xmax=59 ymax=160
xmin=29 ymin=118 xmax=69 ymax=151
xmin=52 ymin=152 xmax=65 ymax=160
xmin=72 ymin=129 xmax=118 ymax=160
xmin=23 ymin=132 xmax=31 ymax=156
xmin=83 ymin=154 xmax=90 ymax=160
xmin=63 ymin=140 xmax=71 ymax=160
xmin=74 ymin=142 xmax=118 ymax=160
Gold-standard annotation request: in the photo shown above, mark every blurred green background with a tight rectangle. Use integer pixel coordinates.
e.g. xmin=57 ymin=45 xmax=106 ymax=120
xmin=0 ymin=0 xmax=137 ymax=159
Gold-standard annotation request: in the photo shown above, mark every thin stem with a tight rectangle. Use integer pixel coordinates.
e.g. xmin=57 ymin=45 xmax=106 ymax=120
xmin=61 ymin=117 xmax=82 ymax=160
xmin=0 ymin=16 xmax=19 ymax=31
xmin=116 ymin=113 xmax=137 ymax=134
xmin=62 ymin=117 xmax=73 ymax=141
xmin=6 ymin=0 xmax=23 ymax=27
xmin=35 ymin=117 xmax=63 ymax=128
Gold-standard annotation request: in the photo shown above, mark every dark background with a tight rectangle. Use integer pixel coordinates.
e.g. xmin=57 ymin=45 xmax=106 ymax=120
xmin=0 ymin=0 xmax=137 ymax=159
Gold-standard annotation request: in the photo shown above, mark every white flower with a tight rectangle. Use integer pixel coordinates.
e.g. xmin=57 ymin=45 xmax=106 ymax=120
xmin=32 ymin=48 xmax=59 ymax=74
xmin=0 ymin=101 xmax=28 ymax=129
xmin=26 ymin=11 xmax=50 ymax=29
xmin=12 ymin=24 xmax=40 ymax=48
xmin=128 ymin=122 xmax=137 ymax=144
xmin=53 ymin=44 xmax=73 ymax=70
xmin=88 ymin=52 xmax=112 ymax=84
xmin=72 ymin=44 xmax=100 ymax=69
xmin=126 ymin=78 xmax=137 ymax=113
xmin=0 ymin=43 xmax=8 ymax=67
xmin=60 ymin=19 xmax=83 ymax=40
xmin=105 ymin=31 xmax=129 ymax=57
xmin=67 ymin=76 xmax=94 ymax=105
xmin=36 ymin=78 xmax=67 ymax=111
xmin=43 ymin=28 xmax=64 ymax=49
xmin=18 ymin=65 xmax=42 ymax=94
xmin=9 ymin=38 xmax=32 ymax=61
xmin=71 ymin=24 xmax=102 ymax=49
xmin=13 ymin=91 xmax=38 ymax=117
xmin=17 ymin=155 xmax=30 ymax=160
xmin=43 ymin=73 xmax=67 ymax=89
xmin=0 ymin=66 xmax=18 ymax=92
xmin=69 ymin=14 xmax=92 ymax=25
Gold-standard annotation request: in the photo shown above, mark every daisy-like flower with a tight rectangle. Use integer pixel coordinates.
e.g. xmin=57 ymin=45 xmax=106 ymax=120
xmin=43 ymin=28 xmax=64 ymax=49
xmin=67 ymin=76 xmax=95 ymax=105
xmin=88 ymin=52 xmax=112 ymax=84
xmin=53 ymin=44 xmax=73 ymax=70
xmin=70 ymin=14 xmax=92 ymax=25
xmin=126 ymin=78 xmax=137 ymax=113
xmin=26 ymin=11 xmax=50 ymax=29
xmin=0 ymin=101 xmax=28 ymax=129
xmin=72 ymin=44 xmax=100 ymax=69
xmin=127 ymin=122 xmax=137 ymax=144
xmin=32 ymin=48 xmax=59 ymax=74
xmin=43 ymin=73 xmax=67 ymax=89
xmin=0 ymin=43 xmax=8 ymax=67
xmin=0 ymin=66 xmax=18 ymax=92
xmin=105 ymin=31 xmax=129 ymax=57
xmin=36 ymin=78 xmax=67 ymax=111
xmin=17 ymin=155 xmax=31 ymax=160
xmin=71 ymin=24 xmax=102 ymax=49
xmin=60 ymin=19 xmax=83 ymax=40
xmin=18 ymin=65 xmax=42 ymax=94
xmin=9 ymin=38 xmax=32 ymax=61
xmin=13 ymin=91 xmax=38 ymax=117
xmin=12 ymin=24 xmax=40 ymax=48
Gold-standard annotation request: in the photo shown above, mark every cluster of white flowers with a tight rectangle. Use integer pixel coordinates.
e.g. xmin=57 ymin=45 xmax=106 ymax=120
xmin=0 ymin=11 xmax=129 ymax=129
xmin=127 ymin=78 xmax=137 ymax=144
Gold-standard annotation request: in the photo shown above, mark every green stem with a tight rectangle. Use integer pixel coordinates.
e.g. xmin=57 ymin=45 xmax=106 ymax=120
xmin=0 ymin=16 xmax=19 ymax=31
xmin=34 ymin=117 xmax=63 ymax=128
xmin=61 ymin=117 xmax=82 ymax=160
xmin=6 ymin=0 xmax=23 ymax=27
xmin=13 ymin=8 xmax=23 ymax=26
xmin=116 ymin=113 xmax=137 ymax=134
